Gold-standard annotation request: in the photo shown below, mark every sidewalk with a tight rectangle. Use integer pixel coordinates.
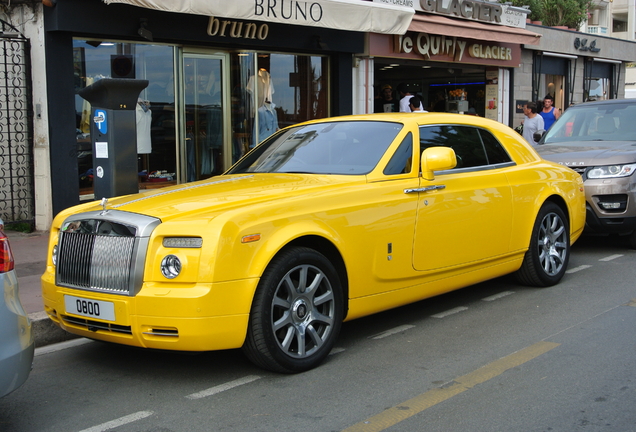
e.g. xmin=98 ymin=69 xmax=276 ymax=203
xmin=7 ymin=230 xmax=79 ymax=347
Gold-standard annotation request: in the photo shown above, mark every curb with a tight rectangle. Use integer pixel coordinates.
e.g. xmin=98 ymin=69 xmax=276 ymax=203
xmin=29 ymin=311 xmax=79 ymax=348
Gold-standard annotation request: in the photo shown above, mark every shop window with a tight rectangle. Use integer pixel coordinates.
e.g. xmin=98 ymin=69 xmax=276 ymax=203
xmin=251 ymin=54 xmax=328 ymax=143
xmin=73 ymin=42 xmax=329 ymax=194
xmin=538 ymin=74 xmax=565 ymax=113
xmin=585 ymin=77 xmax=611 ymax=101
xmin=73 ymin=40 xmax=177 ymax=196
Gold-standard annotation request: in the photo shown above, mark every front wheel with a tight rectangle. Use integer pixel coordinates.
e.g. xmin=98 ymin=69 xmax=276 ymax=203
xmin=243 ymin=247 xmax=344 ymax=373
xmin=515 ymin=202 xmax=570 ymax=287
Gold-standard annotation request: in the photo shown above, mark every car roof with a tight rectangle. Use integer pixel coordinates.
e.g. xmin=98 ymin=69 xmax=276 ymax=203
xmin=568 ymin=98 xmax=635 ymax=109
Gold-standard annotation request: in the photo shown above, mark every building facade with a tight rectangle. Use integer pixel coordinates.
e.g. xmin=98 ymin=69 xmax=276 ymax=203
xmin=1 ymin=0 xmax=635 ymax=230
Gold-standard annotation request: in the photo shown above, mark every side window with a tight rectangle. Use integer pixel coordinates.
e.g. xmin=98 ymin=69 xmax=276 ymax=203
xmin=478 ymin=129 xmax=512 ymax=164
xmin=419 ymin=125 xmax=488 ymax=169
xmin=384 ymin=132 xmax=413 ymax=175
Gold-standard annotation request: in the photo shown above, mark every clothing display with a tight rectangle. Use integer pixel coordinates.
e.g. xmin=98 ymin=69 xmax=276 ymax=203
xmin=247 ymin=69 xmax=275 ymax=109
xmin=136 ymin=100 xmax=152 ymax=154
xmin=256 ymin=102 xmax=279 ymax=145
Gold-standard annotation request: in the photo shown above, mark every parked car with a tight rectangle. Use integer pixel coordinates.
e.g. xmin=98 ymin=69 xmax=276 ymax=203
xmin=41 ymin=113 xmax=586 ymax=373
xmin=535 ymin=99 xmax=636 ymax=248
xmin=0 ymin=218 xmax=34 ymax=397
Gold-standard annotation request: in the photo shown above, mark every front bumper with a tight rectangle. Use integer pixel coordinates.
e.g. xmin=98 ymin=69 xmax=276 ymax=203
xmin=42 ymin=272 xmax=258 ymax=352
xmin=584 ymin=176 xmax=636 ymax=235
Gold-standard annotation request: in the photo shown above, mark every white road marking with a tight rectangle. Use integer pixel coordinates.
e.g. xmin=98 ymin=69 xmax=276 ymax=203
xmin=78 ymin=411 xmax=153 ymax=432
xmin=186 ymin=375 xmax=261 ymax=400
xmin=482 ymin=291 xmax=515 ymax=302
xmin=330 ymin=347 xmax=346 ymax=355
xmin=35 ymin=338 xmax=93 ymax=356
xmin=431 ymin=306 xmax=468 ymax=319
xmin=599 ymin=254 xmax=623 ymax=262
xmin=370 ymin=324 xmax=415 ymax=340
xmin=566 ymin=264 xmax=592 ymax=274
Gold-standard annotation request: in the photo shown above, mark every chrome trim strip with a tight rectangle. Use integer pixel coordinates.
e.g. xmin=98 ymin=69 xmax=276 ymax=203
xmin=112 ymin=175 xmax=254 ymax=209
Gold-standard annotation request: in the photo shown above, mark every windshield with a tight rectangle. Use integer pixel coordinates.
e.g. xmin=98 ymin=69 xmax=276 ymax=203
xmin=229 ymin=121 xmax=403 ymax=175
xmin=542 ymin=102 xmax=636 ymax=144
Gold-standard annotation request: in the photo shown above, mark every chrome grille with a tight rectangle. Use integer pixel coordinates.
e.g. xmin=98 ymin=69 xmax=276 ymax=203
xmin=58 ymin=231 xmax=136 ymax=293
xmin=55 ymin=210 xmax=161 ymax=296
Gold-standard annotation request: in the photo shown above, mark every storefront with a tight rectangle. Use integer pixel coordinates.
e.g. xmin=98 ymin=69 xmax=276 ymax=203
xmin=43 ymin=0 xmax=413 ymax=216
xmin=356 ymin=0 xmax=540 ymax=124
xmin=513 ymin=25 xmax=635 ymax=129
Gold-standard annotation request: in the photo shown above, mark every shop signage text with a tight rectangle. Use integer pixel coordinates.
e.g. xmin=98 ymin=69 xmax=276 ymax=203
xmin=207 ymin=17 xmax=270 ymax=40
xmin=254 ymin=0 xmax=323 ymax=22
xmin=574 ymin=37 xmax=600 ymax=53
xmin=398 ymin=33 xmax=512 ymax=62
xmin=419 ymin=0 xmax=502 ymax=23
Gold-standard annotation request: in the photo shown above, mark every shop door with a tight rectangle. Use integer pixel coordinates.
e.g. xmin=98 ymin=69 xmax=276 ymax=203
xmin=182 ymin=54 xmax=229 ymax=181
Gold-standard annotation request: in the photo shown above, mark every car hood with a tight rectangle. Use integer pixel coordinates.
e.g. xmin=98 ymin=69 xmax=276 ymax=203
xmin=536 ymin=140 xmax=636 ymax=166
xmin=81 ymin=174 xmax=363 ymax=222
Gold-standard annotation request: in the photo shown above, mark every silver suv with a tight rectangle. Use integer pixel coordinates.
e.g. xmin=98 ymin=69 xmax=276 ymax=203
xmin=536 ymin=99 xmax=636 ymax=248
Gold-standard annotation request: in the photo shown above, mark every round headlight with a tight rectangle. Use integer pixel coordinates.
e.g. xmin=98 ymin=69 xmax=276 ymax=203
xmin=161 ymin=255 xmax=181 ymax=279
xmin=52 ymin=245 xmax=58 ymax=266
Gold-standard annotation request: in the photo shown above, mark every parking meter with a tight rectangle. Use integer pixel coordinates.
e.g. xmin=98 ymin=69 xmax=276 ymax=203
xmin=78 ymin=78 xmax=149 ymax=199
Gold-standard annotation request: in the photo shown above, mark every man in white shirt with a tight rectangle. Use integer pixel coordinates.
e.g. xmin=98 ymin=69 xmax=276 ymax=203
xmin=397 ymin=83 xmax=423 ymax=112
xmin=522 ymin=101 xmax=544 ymax=145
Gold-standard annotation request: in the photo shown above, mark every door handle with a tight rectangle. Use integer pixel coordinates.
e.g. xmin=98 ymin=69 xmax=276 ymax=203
xmin=404 ymin=185 xmax=446 ymax=194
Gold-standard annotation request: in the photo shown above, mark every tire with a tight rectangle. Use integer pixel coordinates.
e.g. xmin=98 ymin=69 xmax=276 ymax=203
xmin=515 ymin=201 xmax=570 ymax=287
xmin=242 ymin=247 xmax=344 ymax=373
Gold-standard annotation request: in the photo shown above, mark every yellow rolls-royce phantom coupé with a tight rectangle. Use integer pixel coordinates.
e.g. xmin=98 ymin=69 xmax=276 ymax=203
xmin=42 ymin=113 xmax=586 ymax=373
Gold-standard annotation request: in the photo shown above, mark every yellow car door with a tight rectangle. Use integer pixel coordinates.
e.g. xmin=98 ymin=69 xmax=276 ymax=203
xmin=412 ymin=124 xmax=514 ymax=272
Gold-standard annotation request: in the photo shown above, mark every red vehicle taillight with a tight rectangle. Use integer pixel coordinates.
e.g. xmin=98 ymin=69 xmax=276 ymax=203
xmin=0 ymin=231 xmax=15 ymax=273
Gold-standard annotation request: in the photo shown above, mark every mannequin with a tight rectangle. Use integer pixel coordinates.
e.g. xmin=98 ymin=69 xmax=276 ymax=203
xmin=257 ymin=101 xmax=279 ymax=143
xmin=136 ymin=99 xmax=152 ymax=154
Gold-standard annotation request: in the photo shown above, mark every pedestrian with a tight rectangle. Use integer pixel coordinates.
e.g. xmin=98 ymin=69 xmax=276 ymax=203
xmin=538 ymin=94 xmax=560 ymax=130
xmin=409 ymin=95 xmax=427 ymax=112
xmin=374 ymin=84 xmax=398 ymax=113
xmin=397 ymin=83 xmax=423 ymax=112
xmin=522 ymin=101 xmax=544 ymax=145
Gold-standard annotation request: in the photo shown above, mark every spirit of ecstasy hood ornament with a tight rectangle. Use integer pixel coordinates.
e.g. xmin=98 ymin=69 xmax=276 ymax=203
xmin=100 ymin=197 xmax=109 ymax=215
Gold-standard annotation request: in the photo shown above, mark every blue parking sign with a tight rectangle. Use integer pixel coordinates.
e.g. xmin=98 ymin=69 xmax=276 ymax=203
xmin=94 ymin=109 xmax=108 ymax=134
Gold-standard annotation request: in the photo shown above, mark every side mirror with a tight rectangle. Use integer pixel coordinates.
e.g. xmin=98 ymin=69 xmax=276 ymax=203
xmin=421 ymin=147 xmax=457 ymax=181
xmin=533 ymin=129 xmax=546 ymax=143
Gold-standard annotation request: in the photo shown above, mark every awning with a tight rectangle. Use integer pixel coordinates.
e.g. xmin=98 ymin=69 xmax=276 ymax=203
xmin=102 ymin=0 xmax=415 ymax=35
xmin=409 ymin=13 xmax=541 ymax=46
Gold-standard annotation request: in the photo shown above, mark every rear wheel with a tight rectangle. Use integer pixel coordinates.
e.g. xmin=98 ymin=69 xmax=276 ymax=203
xmin=515 ymin=202 xmax=570 ymax=287
xmin=242 ymin=247 xmax=343 ymax=373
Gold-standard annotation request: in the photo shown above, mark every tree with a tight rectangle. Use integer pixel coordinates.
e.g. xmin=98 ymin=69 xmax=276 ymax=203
xmin=540 ymin=0 xmax=593 ymax=28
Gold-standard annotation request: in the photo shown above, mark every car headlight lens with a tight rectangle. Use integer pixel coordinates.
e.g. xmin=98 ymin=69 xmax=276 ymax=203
xmin=161 ymin=255 xmax=181 ymax=279
xmin=587 ymin=163 xmax=636 ymax=179
xmin=52 ymin=245 xmax=58 ymax=266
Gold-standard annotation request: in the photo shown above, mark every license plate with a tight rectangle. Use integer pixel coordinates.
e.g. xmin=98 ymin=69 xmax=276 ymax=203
xmin=64 ymin=295 xmax=115 ymax=322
